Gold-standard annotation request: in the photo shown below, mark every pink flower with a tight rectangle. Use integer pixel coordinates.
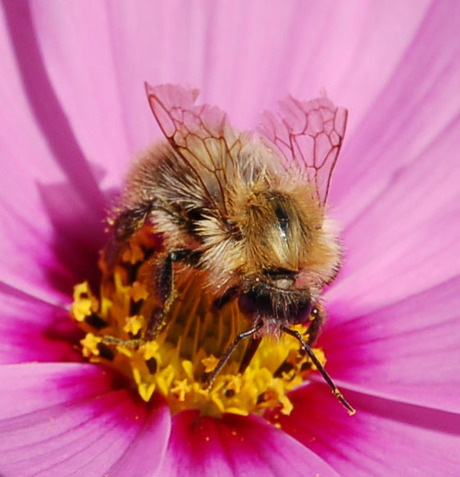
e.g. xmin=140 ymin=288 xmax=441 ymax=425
xmin=1 ymin=1 xmax=460 ymax=475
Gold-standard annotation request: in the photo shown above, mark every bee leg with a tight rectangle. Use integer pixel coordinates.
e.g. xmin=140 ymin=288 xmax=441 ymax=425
xmin=101 ymin=335 xmax=143 ymax=348
xmin=205 ymin=321 xmax=263 ymax=389
xmin=212 ymin=286 xmax=238 ymax=311
xmin=104 ymin=202 xmax=156 ymax=268
xmin=143 ymin=249 xmax=202 ymax=340
xmin=102 ymin=249 xmax=200 ymax=348
xmin=101 ymin=252 xmax=174 ymax=348
xmin=144 ymin=252 xmax=174 ymax=341
xmin=98 ymin=250 xmax=170 ymax=350
xmin=238 ymin=336 xmax=262 ymax=374
xmin=113 ymin=203 xmax=155 ymax=242
xmin=281 ymin=326 xmax=356 ymax=415
xmin=274 ymin=306 xmax=325 ymax=379
xmin=307 ymin=305 xmax=324 ymax=346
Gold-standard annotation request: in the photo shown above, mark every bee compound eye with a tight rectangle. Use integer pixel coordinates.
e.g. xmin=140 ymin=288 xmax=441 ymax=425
xmin=274 ymin=203 xmax=290 ymax=239
xmin=288 ymin=297 xmax=313 ymax=325
xmin=239 ymin=288 xmax=273 ymax=316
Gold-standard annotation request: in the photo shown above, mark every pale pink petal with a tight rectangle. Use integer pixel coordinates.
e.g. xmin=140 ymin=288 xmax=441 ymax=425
xmin=322 ymin=276 xmax=460 ymax=413
xmin=267 ymin=384 xmax=460 ymax=476
xmin=160 ymin=410 xmax=339 ymax=477
xmin=0 ymin=363 xmax=171 ymax=476
xmin=190 ymin=0 xmax=430 ymax=130
xmin=270 ymin=1 xmax=431 ymax=129
xmin=328 ymin=113 xmax=460 ymax=315
xmin=0 ymin=286 xmax=80 ymax=364
xmin=328 ymin=191 xmax=460 ymax=318
xmin=4 ymin=0 xmax=446 ymax=195
xmin=332 ymin=2 xmax=460 ymax=216
xmin=32 ymin=0 xmax=431 ymax=148
xmin=326 ymin=3 xmax=460 ymax=316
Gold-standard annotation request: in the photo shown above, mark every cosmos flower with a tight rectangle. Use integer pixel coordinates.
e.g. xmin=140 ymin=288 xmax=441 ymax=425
xmin=1 ymin=1 xmax=460 ymax=476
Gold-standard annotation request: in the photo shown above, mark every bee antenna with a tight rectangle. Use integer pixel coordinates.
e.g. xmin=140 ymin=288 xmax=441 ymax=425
xmin=281 ymin=326 xmax=356 ymax=415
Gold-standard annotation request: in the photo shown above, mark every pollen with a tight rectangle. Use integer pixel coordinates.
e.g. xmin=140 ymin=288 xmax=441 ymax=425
xmin=71 ymin=226 xmax=327 ymax=417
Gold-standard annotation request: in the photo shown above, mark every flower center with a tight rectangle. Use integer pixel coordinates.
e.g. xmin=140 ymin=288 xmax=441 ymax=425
xmin=71 ymin=226 xmax=326 ymax=417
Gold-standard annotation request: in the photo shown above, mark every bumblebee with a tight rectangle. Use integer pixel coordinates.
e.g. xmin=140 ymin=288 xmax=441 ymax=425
xmin=109 ymin=84 xmax=353 ymax=413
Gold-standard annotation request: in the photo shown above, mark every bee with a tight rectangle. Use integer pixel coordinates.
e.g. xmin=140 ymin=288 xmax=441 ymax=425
xmin=110 ymin=83 xmax=354 ymax=413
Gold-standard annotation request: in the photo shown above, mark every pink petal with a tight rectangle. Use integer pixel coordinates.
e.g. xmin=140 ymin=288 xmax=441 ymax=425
xmin=0 ymin=363 xmax=171 ymax=476
xmin=0 ymin=3 xmax=109 ymax=304
xmin=0 ymin=363 xmax=116 ymax=419
xmin=0 ymin=2 xmax=107 ymax=204
xmin=160 ymin=409 xmax=339 ymax=477
xmin=24 ymin=0 xmax=433 ymax=151
xmin=0 ymin=286 xmax=80 ymax=364
xmin=0 ymin=188 xmax=104 ymax=306
xmin=267 ymin=384 xmax=460 ymax=476
xmin=22 ymin=1 xmax=132 ymax=188
xmin=2 ymin=0 xmax=443 ymax=195
xmin=332 ymin=2 xmax=460 ymax=217
xmin=322 ymin=275 xmax=460 ymax=413
xmin=325 ymin=3 xmax=460 ymax=316
xmin=328 ymin=113 xmax=460 ymax=316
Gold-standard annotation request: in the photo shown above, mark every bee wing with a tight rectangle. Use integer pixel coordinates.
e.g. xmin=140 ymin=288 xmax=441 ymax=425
xmin=258 ymin=95 xmax=348 ymax=205
xmin=145 ymin=83 xmax=241 ymax=217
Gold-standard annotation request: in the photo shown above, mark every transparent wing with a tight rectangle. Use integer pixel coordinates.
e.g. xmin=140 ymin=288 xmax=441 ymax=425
xmin=258 ymin=95 xmax=348 ymax=205
xmin=145 ymin=83 xmax=242 ymax=217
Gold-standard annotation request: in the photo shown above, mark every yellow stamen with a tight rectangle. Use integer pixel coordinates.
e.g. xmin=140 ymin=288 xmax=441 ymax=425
xmin=80 ymin=333 xmax=101 ymax=357
xmin=71 ymin=282 xmax=97 ymax=321
xmin=123 ymin=315 xmax=145 ymax=335
xmin=70 ymin=225 xmax=328 ymax=417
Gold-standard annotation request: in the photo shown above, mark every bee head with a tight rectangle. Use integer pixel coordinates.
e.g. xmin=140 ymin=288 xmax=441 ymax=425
xmin=231 ymin=183 xmax=340 ymax=282
xmin=200 ymin=174 xmax=341 ymax=297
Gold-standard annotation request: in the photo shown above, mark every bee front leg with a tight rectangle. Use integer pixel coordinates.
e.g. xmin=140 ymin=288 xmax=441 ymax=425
xmin=307 ymin=305 xmax=324 ymax=346
xmin=205 ymin=321 xmax=264 ymax=390
xmin=273 ymin=305 xmax=324 ymax=379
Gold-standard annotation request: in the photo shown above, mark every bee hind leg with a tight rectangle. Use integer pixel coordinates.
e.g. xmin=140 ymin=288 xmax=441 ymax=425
xmin=104 ymin=202 xmax=156 ymax=269
xmin=143 ymin=252 xmax=175 ymax=341
xmin=133 ymin=249 xmax=202 ymax=341
xmin=100 ymin=251 xmax=175 ymax=349
xmin=101 ymin=249 xmax=202 ymax=350
xmin=113 ymin=203 xmax=155 ymax=242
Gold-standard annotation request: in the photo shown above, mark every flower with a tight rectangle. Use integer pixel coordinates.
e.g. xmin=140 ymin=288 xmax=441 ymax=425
xmin=1 ymin=1 xmax=460 ymax=476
